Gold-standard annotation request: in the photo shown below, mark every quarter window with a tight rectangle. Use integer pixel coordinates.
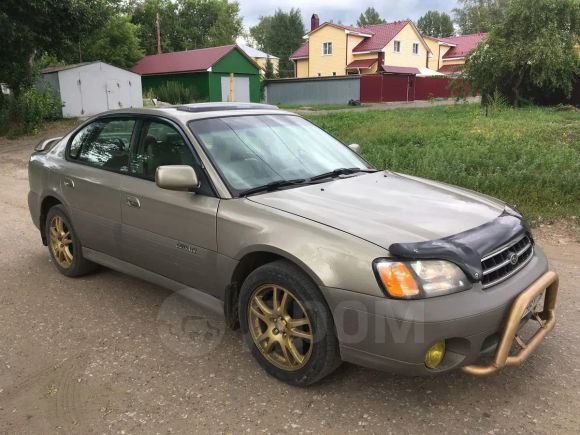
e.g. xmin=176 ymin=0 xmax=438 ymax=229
xmin=322 ymin=42 xmax=333 ymax=55
xmin=394 ymin=41 xmax=401 ymax=52
xmin=69 ymin=119 xmax=135 ymax=172
xmin=413 ymin=43 xmax=419 ymax=55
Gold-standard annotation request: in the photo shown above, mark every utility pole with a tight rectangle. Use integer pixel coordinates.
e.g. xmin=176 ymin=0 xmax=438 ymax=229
xmin=156 ymin=12 xmax=161 ymax=54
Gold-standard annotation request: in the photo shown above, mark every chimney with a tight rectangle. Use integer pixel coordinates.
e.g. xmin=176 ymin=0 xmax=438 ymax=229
xmin=311 ymin=14 xmax=320 ymax=31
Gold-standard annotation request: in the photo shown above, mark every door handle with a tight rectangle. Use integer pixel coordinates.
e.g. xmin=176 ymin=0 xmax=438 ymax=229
xmin=63 ymin=177 xmax=75 ymax=188
xmin=126 ymin=196 xmax=141 ymax=209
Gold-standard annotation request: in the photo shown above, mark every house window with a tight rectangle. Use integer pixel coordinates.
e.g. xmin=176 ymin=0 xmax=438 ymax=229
xmin=394 ymin=41 xmax=401 ymax=53
xmin=322 ymin=42 xmax=333 ymax=55
xmin=413 ymin=43 xmax=419 ymax=55
xmin=332 ymin=72 xmax=336 ymax=76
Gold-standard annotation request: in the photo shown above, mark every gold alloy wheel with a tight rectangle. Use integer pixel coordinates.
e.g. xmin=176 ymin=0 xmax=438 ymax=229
xmin=248 ymin=285 xmax=313 ymax=371
xmin=49 ymin=215 xmax=74 ymax=269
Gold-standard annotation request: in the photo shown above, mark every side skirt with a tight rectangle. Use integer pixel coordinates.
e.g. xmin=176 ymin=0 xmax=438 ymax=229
xmin=83 ymin=247 xmax=225 ymax=317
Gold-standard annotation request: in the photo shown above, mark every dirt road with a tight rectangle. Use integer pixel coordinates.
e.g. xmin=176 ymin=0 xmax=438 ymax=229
xmin=1 ymin=123 xmax=579 ymax=434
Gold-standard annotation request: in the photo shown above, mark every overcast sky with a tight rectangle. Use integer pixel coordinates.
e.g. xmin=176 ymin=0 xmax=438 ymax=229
xmin=238 ymin=0 xmax=459 ymax=29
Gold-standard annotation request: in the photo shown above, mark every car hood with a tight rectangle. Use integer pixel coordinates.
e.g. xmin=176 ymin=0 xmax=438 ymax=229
xmin=248 ymin=171 xmax=506 ymax=250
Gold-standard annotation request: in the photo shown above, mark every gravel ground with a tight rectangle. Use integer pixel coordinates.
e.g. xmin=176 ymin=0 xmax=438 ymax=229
xmin=0 ymin=123 xmax=579 ymax=435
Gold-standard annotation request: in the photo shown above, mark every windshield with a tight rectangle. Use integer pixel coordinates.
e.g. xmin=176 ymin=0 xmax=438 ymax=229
xmin=188 ymin=115 xmax=371 ymax=195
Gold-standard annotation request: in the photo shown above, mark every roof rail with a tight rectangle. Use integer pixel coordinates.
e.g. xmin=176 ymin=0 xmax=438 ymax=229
xmin=176 ymin=102 xmax=279 ymax=113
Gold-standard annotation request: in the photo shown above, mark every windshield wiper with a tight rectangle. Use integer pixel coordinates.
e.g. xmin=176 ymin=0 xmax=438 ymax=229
xmin=239 ymin=178 xmax=306 ymax=197
xmin=308 ymin=167 xmax=377 ymax=182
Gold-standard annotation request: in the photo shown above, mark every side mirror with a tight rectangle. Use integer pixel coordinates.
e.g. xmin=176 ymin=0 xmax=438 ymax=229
xmin=348 ymin=143 xmax=361 ymax=154
xmin=155 ymin=165 xmax=199 ymax=191
xmin=35 ymin=136 xmax=63 ymax=152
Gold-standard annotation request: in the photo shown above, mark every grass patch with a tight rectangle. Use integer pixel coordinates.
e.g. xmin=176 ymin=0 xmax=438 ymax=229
xmin=305 ymin=104 xmax=580 ymax=222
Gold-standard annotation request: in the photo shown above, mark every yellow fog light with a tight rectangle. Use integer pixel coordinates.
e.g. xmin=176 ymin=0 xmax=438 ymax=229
xmin=425 ymin=341 xmax=445 ymax=369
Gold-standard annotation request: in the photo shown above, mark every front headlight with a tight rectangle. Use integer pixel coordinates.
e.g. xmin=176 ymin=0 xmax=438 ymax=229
xmin=374 ymin=259 xmax=472 ymax=299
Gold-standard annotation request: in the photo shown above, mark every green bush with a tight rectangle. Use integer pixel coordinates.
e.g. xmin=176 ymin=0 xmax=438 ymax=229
xmin=0 ymin=86 xmax=62 ymax=136
xmin=152 ymin=82 xmax=199 ymax=105
xmin=484 ymin=90 xmax=510 ymax=117
xmin=12 ymin=86 xmax=62 ymax=134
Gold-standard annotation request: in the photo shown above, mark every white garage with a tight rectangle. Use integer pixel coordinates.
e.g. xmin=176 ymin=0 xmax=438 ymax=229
xmin=40 ymin=62 xmax=143 ymax=118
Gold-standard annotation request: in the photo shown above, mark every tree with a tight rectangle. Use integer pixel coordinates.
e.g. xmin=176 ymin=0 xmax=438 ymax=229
xmin=417 ymin=11 xmax=455 ymax=37
xmin=357 ymin=7 xmax=386 ymax=27
xmin=131 ymin=0 xmax=243 ymax=55
xmin=453 ymin=0 xmax=510 ymax=34
xmin=264 ymin=56 xmax=275 ymax=79
xmin=83 ymin=15 xmax=144 ymax=69
xmin=249 ymin=15 xmax=273 ymax=52
xmin=177 ymin=0 xmax=243 ymax=49
xmin=131 ymin=0 xmax=177 ymax=54
xmin=250 ymin=9 xmax=305 ymax=78
xmin=0 ymin=0 xmax=114 ymax=89
xmin=464 ymin=0 xmax=580 ymax=106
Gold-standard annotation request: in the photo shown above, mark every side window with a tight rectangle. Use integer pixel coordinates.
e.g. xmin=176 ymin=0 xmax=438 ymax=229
xmin=132 ymin=121 xmax=213 ymax=196
xmin=322 ymin=42 xmax=333 ymax=55
xmin=69 ymin=119 xmax=135 ymax=173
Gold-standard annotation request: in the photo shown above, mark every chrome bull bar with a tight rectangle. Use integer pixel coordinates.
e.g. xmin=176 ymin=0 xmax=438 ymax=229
xmin=462 ymin=271 xmax=558 ymax=377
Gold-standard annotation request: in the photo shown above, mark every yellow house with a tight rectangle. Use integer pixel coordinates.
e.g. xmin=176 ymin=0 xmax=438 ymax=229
xmin=239 ymin=44 xmax=280 ymax=76
xmin=423 ymin=33 xmax=487 ymax=75
xmin=290 ymin=15 xmax=433 ymax=78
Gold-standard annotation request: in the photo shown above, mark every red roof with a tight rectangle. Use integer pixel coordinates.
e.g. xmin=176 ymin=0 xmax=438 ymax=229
xmin=346 ymin=59 xmax=377 ymax=69
xmin=438 ymin=64 xmax=464 ymax=75
xmin=382 ymin=65 xmax=420 ymax=75
xmin=438 ymin=33 xmax=487 ymax=59
xmin=290 ymin=42 xmax=309 ymax=60
xmin=352 ymin=21 xmax=409 ymax=53
xmin=132 ymin=45 xmax=237 ymax=75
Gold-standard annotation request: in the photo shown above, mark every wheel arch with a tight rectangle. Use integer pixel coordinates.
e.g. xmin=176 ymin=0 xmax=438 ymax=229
xmin=39 ymin=195 xmax=65 ymax=245
xmin=223 ymin=247 xmax=324 ymax=330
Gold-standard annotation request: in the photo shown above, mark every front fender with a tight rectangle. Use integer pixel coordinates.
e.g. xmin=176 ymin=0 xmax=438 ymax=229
xmin=217 ymin=198 xmax=388 ymax=297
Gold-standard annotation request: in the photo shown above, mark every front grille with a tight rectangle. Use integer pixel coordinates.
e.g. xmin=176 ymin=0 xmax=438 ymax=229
xmin=481 ymin=234 xmax=534 ymax=288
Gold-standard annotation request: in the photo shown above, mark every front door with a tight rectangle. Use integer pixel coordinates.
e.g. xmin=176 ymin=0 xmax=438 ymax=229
xmin=62 ymin=118 xmax=136 ymax=258
xmin=120 ymin=119 xmax=220 ymax=296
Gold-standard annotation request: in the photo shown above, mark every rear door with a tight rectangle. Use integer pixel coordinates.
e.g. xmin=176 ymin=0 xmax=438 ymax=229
xmin=62 ymin=117 xmax=136 ymax=258
xmin=120 ymin=118 xmax=221 ymax=296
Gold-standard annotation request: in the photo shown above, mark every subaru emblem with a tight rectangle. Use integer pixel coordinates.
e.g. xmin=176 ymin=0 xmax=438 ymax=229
xmin=509 ymin=252 xmax=519 ymax=265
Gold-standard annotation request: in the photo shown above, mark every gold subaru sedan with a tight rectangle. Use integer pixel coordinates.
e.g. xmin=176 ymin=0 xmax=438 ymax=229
xmin=28 ymin=103 xmax=558 ymax=385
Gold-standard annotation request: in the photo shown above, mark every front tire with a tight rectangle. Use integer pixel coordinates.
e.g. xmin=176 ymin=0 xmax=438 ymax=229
xmin=45 ymin=205 xmax=97 ymax=277
xmin=239 ymin=260 xmax=341 ymax=386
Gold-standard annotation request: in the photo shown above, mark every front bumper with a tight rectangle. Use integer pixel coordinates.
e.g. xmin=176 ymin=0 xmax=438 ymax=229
xmin=321 ymin=247 xmax=557 ymax=376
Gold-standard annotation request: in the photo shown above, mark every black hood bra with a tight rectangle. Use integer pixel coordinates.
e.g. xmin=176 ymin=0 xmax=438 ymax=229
xmin=389 ymin=210 xmax=532 ymax=282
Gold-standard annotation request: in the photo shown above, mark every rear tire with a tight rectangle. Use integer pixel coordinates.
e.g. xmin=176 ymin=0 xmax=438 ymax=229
xmin=239 ymin=260 xmax=341 ymax=386
xmin=45 ymin=205 xmax=98 ymax=277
